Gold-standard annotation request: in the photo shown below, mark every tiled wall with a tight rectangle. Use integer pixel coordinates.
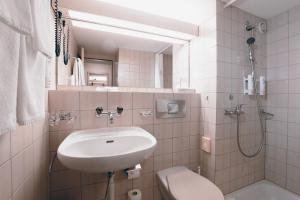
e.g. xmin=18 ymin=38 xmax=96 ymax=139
xmin=189 ymin=0 xmax=266 ymax=194
xmin=117 ymin=49 xmax=155 ymax=88
xmin=48 ymin=90 xmax=201 ymax=200
xmin=214 ymin=2 xmax=267 ymax=194
xmin=0 ymin=119 xmax=49 ymax=200
xmin=265 ymin=5 xmax=300 ymax=195
xmin=189 ymin=0 xmax=218 ymax=183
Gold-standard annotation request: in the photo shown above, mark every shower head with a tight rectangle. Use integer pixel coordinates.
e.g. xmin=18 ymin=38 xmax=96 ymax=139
xmin=245 ymin=21 xmax=267 ymax=33
xmin=245 ymin=24 xmax=255 ymax=31
xmin=247 ymin=37 xmax=256 ymax=45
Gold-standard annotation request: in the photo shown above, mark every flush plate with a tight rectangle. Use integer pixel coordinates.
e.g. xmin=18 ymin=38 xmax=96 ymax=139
xmin=156 ymin=99 xmax=186 ymax=119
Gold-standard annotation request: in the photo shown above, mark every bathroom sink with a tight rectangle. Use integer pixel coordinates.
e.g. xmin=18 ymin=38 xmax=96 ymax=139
xmin=57 ymin=127 xmax=157 ymax=173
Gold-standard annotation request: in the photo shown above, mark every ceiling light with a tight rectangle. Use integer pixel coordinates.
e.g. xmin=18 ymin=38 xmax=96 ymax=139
xmin=68 ymin=10 xmax=196 ymax=44
xmin=71 ymin=20 xmax=188 ymax=44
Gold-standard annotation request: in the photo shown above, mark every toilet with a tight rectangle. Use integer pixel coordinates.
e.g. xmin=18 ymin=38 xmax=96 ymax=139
xmin=157 ymin=166 xmax=224 ymax=200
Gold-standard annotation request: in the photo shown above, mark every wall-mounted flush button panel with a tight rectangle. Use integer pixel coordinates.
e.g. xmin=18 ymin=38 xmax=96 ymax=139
xmin=167 ymin=103 xmax=179 ymax=114
xmin=156 ymin=99 xmax=186 ymax=119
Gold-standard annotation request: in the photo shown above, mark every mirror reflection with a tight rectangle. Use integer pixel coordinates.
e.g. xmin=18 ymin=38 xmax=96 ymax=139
xmin=57 ymin=8 xmax=193 ymax=89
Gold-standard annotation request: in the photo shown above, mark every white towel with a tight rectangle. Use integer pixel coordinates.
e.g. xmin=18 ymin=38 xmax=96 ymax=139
xmin=17 ymin=36 xmax=47 ymax=125
xmin=72 ymin=58 xmax=86 ymax=86
xmin=0 ymin=0 xmax=33 ymax=35
xmin=77 ymin=58 xmax=86 ymax=86
xmin=30 ymin=0 xmax=52 ymax=57
xmin=72 ymin=58 xmax=79 ymax=86
xmin=0 ymin=22 xmax=21 ymax=134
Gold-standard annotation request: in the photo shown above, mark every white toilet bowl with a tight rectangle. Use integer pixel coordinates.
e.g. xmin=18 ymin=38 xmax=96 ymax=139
xmin=156 ymin=166 xmax=224 ymax=200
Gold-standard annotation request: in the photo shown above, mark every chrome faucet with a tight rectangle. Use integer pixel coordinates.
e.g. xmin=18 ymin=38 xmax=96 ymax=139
xmin=224 ymin=104 xmax=245 ymax=116
xmin=96 ymin=106 xmax=124 ymax=124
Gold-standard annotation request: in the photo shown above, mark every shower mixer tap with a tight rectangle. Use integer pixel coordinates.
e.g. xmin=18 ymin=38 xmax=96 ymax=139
xmin=224 ymin=104 xmax=245 ymax=116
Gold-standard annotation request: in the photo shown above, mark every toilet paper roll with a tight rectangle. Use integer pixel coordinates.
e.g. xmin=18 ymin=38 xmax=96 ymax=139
xmin=128 ymin=189 xmax=142 ymax=200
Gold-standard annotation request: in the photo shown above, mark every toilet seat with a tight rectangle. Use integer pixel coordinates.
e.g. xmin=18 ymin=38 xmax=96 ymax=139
xmin=157 ymin=166 xmax=224 ymax=200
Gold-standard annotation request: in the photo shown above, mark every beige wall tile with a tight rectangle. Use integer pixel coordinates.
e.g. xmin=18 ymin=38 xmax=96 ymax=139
xmin=172 ymin=122 xmax=190 ymax=137
xmin=172 ymin=137 xmax=189 ymax=152
xmin=12 ymin=176 xmax=34 ymax=200
xmin=32 ymin=119 xmax=47 ymax=141
xmin=154 ymin=154 xmax=172 ymax=172
xmin=0 ymin=132 xmax=10 ymax=166
xmin=140 ymin=157 xmax=154 ymax=174
xmin=108 ymin=92 xmax=132 ymax=109
xmin=80 ymin=110 xmax=107 ymax=129
xmin=287 ymin=179 xmax=300 ymax=195
xmin=11 ymin=125 xmax=32 ymax=157
xmin=10 ymin=144 xmax=35 ymax=197
xmin=190 ymin=122 xmax=201 ymax=136
xmin=173 ymin=151 xmax=189 ymax=166
xmin=49 ymin=91 xmax=79 ymax=111
xmin=81 ymin=182 xmax=112 ymax=200
xmin=154 ymin=139 xmax=172 ymax=156
xmin=24 ymin=146 xmax=34 ymax=181
xmin=12 ymin=151 xmax=25 ymax=193
xmin=33 ymin=134 xmax=49 ymax=175
xmin=0 ymin=161 xmax=12 ymax=200
xmin=133 ymin=93 xmax=154 ymax=109
xmin=189 ymin=135 xmax=200 ymax=149
xmin=50 ymin=187 xmax=81 ymax=200
xmin=81 ymin=172 xmax=107 ymax=185
xmin=153 ymin=123 xmax=172 ymax=139
xmin=191 ymin=94 xmax=201 ymax=107
xmin=50 ymin=170 xmax=81 ymax=191
xmin=79 ymin=91 xmax=107 ymax=110
xmin=189 ymin=149 xmax=201 ymax=164
xmin=114 ymin=179 xmax=133 ymax=197
xmin=133 ymin=172 xmax=154 ymax=189
xmin=141 ymin=187 xmax=154 ymax=200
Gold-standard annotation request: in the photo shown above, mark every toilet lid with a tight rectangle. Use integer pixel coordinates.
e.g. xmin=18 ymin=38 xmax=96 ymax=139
xmin=166 ymin=170 xmax=224 ymax=200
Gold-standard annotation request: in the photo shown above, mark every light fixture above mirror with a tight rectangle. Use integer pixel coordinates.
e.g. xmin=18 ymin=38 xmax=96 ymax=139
xmin=68 ymin=10 xmax=196 ymax=44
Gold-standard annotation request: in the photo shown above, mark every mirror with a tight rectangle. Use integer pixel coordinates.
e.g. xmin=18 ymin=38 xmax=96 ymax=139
xmin=56 ymin=6 xmax=193 ymax=89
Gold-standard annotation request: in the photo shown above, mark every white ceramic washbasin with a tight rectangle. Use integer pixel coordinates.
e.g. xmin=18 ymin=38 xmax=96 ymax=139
xmin=57 ymin=127 xmax=157 ymax=173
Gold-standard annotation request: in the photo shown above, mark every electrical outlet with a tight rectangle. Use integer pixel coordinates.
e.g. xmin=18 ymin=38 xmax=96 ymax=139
xmin=201 ymin=136 xmax=211 ymax=153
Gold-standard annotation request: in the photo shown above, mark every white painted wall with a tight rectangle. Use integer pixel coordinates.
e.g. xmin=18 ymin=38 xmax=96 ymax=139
xmin=172 ymin=43 xmax=190 ymax=88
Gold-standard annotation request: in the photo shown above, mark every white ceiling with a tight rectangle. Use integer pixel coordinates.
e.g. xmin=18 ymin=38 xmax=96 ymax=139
xmin=72 ymin=25 xmax=171 ymax=57
xmin=223 ymin=0 xmax=300 ymax=19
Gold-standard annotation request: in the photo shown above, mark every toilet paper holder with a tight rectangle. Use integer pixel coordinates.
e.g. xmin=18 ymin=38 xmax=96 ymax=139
xmin=125 ymin=164 xmax=142 ymax=179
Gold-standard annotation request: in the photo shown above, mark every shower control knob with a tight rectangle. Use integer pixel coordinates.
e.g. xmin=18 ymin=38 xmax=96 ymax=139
xmin=96 ymin=107 xmax=103 ymax=115
xmin=236 ymin=104 xmax=245 ymax=115
xmin=117 ymin=107 xmax=124 ymax=114
xmin=224 ymin=109 xmax=236 ymax=115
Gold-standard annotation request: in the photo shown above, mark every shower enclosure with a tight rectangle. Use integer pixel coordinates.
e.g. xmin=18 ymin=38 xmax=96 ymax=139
xmin=224 ymin=21 xmax=273 ymax=158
